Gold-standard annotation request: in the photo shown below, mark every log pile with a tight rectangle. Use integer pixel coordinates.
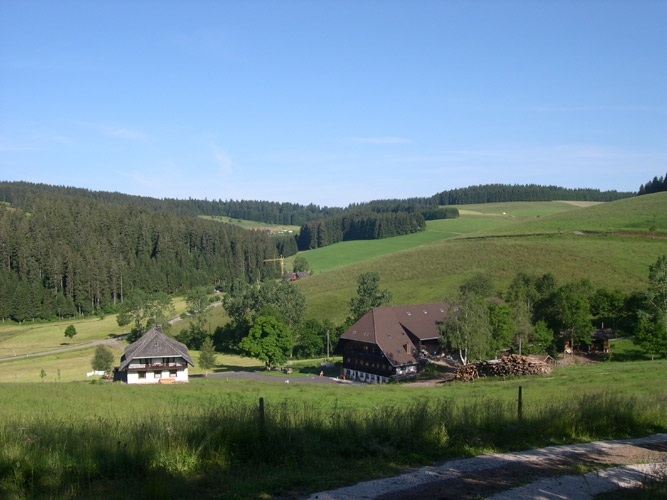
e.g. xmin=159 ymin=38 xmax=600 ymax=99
xmin=454 ymin=363 xmax=478 ymax=381
xmin=455 ymin=354 xmax=552 ymax=381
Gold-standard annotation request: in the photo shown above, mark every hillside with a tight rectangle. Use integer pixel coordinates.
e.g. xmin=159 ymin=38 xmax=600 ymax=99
xmin=473 ymin=192 xmax=667 ymax=237
xmin=1 ymin=193 xmax=664 ymax=382
xmin=297 ymin=194 xmax=667 ymax=323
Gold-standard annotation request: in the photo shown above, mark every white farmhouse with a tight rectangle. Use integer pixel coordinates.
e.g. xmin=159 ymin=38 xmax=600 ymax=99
xmin=117 ymin=325 xmax=194 ymax=384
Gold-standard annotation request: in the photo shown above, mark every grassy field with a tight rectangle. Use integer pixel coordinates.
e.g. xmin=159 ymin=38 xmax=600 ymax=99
xmin=299 ymin=233 xmax=666 ymax=323
xmin=294 ymin=194 xmax=667 ymax=322
xmin=299 ymin=201 xmax=592 ymax=274
xmin=1 ymin=195 xmax=665 ymax=374
xmin=1 ymin=192 xmax=667 ymax=498
xmin=200 ymin=214 xmax=300 ymax=234
xmin=1 ymin=359 xmax=666 ymax=499
xmin=0 ymin=297 xmax=188 ymax=359
xmin=474 ymin=192 xmax=667 ymax=237
xmin=0 ymin=346 xmax=266 ymax=383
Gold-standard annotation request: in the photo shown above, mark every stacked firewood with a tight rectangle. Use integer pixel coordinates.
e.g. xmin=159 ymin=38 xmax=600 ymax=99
xmin=454 ymin=363 xmax=478 ymax=381
xmin=455 ymin=354 xmax=551 ymax=381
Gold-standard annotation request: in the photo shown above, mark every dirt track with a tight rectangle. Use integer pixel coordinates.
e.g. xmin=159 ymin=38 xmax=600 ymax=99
xmin=205 ymin=371 xmax=347 ymax=385
xmin=0 ymin=338 xmax=125 ymax=362
xmin=306 ymin=434 xmax=667 ymax=500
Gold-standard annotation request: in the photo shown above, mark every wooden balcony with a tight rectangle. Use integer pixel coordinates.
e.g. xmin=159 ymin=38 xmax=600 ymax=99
xmin=127 ymin=362 xmax=185 ymax=371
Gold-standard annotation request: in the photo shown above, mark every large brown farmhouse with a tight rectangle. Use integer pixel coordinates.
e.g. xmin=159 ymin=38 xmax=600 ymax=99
xmin=334 ymin=302 xmax=449 ymax=383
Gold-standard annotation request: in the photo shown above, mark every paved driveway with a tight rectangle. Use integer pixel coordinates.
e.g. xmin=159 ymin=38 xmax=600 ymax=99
xmin=204 ymin=371 xmax=352 ymax=385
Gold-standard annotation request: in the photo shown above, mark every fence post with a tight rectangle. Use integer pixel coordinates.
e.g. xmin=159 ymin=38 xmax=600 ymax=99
xmin=259 ymin=397 xmax=265 ymax=431
xmin=518 ymin=386 xmax=523 ymax=421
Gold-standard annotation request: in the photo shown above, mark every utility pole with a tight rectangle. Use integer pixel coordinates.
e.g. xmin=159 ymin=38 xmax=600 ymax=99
xmin=326 ymin=330 xmax=330 ymax=361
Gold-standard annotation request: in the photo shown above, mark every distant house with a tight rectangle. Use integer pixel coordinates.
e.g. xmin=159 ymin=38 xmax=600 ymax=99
xmin=116 ymin=325 xmax=194 ymax=384
xmin=526 ymin=354 xmax=555 ymax=365
xmin=284 ymin=271 xmax=310 ymax=281
xmin=590 ymin=328 xmax=614 ymax=353
xmin=334 ymin=303 xmax=449 ymax=383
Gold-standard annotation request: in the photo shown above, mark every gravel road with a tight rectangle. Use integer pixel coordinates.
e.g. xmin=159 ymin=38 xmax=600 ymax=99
xmin=306 ymin=434 xmax=667 ymax=500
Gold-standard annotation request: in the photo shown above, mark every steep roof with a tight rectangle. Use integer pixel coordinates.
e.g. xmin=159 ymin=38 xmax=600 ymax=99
xmin=338 ymin=302 xmax=449 ymax=367
xmin=119 ymin=325 xmax=194 ymax=371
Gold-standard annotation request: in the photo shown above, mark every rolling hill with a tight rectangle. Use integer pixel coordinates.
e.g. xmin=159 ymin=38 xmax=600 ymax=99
xmin=296 ymin=193 xmax=667 ymax=323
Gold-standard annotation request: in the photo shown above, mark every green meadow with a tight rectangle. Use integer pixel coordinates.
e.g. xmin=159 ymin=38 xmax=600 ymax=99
xmin=296 ymin=194 xmax=667 ymax=322
xmin=1 ymin=194 xmax=667 ymax=498
xmin=298 ymin=233 xmax=665 ymax=323
xmin=2 ymin=359 xmax=666 ymax=499
xmin=2 ymin=195 xmax=666 ymax=375
xmin=200 ymin=214 xmax=300 ymax=234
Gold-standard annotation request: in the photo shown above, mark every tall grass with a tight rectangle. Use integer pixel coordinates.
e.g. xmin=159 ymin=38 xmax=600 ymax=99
xmin=299 ymin=233 xmax=664 ymax=323
xmin=2 ymin=387 xmax=666 ymax=499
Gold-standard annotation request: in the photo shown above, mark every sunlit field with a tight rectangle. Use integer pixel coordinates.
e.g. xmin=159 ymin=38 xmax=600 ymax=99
xmin=2 ymin=359 xmax=666 ymax=499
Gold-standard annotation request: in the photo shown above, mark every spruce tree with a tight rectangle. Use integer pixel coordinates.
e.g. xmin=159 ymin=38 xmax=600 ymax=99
xmin=198 ymin=337 xmax=216 ymax=376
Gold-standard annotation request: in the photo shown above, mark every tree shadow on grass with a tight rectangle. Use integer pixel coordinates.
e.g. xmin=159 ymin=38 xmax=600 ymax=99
xmin=212 ymin=364 xmax=262 ymax=373
xmin=609 ymin=350 xmax=653 ymax=362
xmin=107 ymin=333 xmax=129 ymax=340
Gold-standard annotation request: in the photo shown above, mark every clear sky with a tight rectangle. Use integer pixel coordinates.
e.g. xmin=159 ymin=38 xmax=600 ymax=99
xmin=1 ymin=1 xmax=665 ymax=207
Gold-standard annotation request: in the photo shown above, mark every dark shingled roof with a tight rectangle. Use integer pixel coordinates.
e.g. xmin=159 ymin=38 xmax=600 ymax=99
xmin=338 ymin=302 xmax=449 ymax=366
xmin=119 ymin=325 xmax=194 ymax=371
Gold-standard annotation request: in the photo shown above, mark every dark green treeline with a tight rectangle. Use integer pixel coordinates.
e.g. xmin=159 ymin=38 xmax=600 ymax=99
xmin=0 ymin=194 xmax=281 ymax=322
xmin=434 ymin=184 xmax=633 ymax=205
xmin=0 ymin=181 xmax=343 ymax=226
xmin=296 ymin=211 xmax=426 ymax=250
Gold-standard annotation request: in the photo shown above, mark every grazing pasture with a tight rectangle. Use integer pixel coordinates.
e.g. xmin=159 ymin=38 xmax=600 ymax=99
xmin=299 ymin=200 xmax=588 ymax=274
xmin=296 ymin=194 xmax=667 ymax=322
xmin=1 ymin=359 xmax=666 ymax=499
xmin=1 ymin=196 xmax=666 ymax=498
xmin=299 ymin=233 xmax=665 ymax=323
xmin=200 ymin=214 xmax=300 ymax=234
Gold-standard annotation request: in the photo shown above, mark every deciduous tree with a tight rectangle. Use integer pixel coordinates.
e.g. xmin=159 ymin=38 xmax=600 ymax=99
xmin=488 ymin=302 xmax=513 ymax=352
xmin=91 ymin=345 xmax=115 ymax=373
xmin=184 ymin=286 xmax=211 ymax=347
xmin=117 ymin=290 xmax=175 ymax=342
xmin=64 ymin=324 xmax=77 ymax=342
xmin=634 ymin=255 xmax=667 ymax=359
xmin=292 ymin=255 xmax=310 ymax=273
xmin=439 ymin=292 xmax=493 ymax=365
xmin=460 ymin=273 xmax=494 ymax=298
xmin=294 ymin=319 xmax=325 ymax=359
xmin=349 ymin=272 xmax=392 ymax=322
xmin=238 ymin=311 xmax=293 ymax=369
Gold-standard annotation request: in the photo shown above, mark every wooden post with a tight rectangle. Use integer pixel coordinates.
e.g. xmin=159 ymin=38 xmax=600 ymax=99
xmin=518 ymin=386 xmax=523 ymax=421
xmin=259 ymin=397 xmax=265 ymax=431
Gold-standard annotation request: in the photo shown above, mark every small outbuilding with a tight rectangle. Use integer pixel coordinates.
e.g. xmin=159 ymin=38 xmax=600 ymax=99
xmin=117 ymin=325 xmax=194 ymax=384
xmin=590 ymin=328 xmax=614 ymax=353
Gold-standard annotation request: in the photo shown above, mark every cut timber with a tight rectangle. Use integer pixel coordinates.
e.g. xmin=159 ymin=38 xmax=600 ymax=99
xmin=455 ymin=354 xmax=552 ymax=381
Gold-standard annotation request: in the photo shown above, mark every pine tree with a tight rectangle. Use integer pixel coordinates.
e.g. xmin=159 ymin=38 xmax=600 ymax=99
xmin=198 ymin=337 xmax=217 ymax=376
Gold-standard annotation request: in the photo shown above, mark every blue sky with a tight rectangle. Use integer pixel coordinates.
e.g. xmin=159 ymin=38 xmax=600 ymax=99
xmin=1 ymin=1 xmax=665 ymax=207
